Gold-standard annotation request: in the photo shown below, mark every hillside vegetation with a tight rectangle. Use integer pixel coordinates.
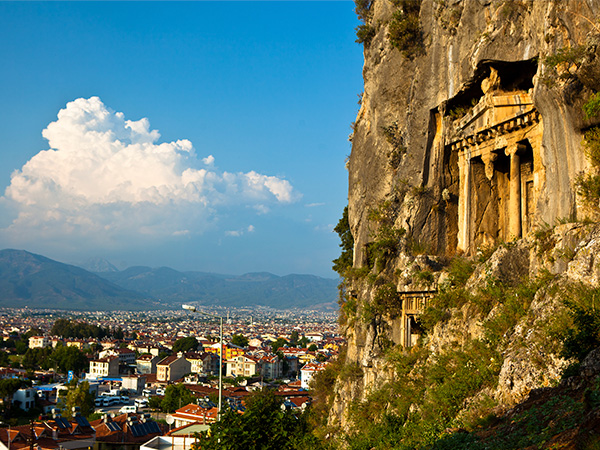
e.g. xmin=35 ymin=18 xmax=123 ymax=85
xmin=312 ymin=224 xmax=600 ymax=449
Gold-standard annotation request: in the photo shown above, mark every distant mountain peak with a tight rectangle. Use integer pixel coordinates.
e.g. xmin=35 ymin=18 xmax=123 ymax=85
xmin=80 ymin=257 xmax=119 ymax=273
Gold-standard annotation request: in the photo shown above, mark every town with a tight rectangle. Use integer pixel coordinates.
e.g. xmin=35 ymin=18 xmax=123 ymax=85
xmin=0 ymin=306 xmax=343 ymax=450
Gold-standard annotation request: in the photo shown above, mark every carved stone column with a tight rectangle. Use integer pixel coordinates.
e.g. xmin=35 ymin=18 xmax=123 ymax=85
xmin=457 ymin=148 xmax=471 ymax=252
xmin=506 ymin=144 xmax=525 ymax=239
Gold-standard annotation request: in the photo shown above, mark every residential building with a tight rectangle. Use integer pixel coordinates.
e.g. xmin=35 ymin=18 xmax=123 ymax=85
xmin=184 ymin=352 xmax=219 ymax=376
xmin=140 ymin=424 xmax=209 ymax=450
xmin=136 ymin=354 xmax=160 ymax=375
xmin=121 ymin=375 xmax=147 ymax=395
xmin=259 ymin=355 xmax=282 ymax=380
xmin=66 ymin=339 xmax=90 ymax=350
xmin=283 ymin=355 xmax=299 ymax=378
xmin=205 ymin=343 xmax=244 ymax=360
xmin=156 ymin=354 xmax=191 ymax=382
xmin=12 ymin=387 xmax=37 ymax=411
xmin=28 ymin=335 xmax=49 ymax=349
xmin=91 ymin=412 xmax=164 ymax=450
xmin=300 ymin=362 xmax=327 ymax=389
xmin=170 ymin=403 xmax=218 ymax=428
xmin=89 ymin=356 xmax=119 ymax=378
xmin=225 ymin=354 xmax=259 ymax=378
xmin=128 ymin=342 xmax=161 ymax=355
xmin=100 ymin=348 xmax=136 ymax=366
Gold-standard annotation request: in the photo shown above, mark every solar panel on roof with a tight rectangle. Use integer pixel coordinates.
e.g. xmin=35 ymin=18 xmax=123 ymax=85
xmin=55 ymin=418 xmax=70 ymax=429
xmin=106 ymin=422 xmax=122 ymax=432
xmin=147 ymin=422 xmax=161 ymax=434
xmin=75 ymin=416 xmax=91 ymax=427
xmin=130 ymin=424 xmax=142 ymax=437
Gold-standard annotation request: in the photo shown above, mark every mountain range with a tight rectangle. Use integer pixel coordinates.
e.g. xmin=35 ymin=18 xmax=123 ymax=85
xmin=0 ymin=249 xmax=338 ymax=311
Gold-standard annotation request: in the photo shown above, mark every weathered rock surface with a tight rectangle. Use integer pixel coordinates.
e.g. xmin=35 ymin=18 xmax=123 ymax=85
xmin=334 ymin=0 xmax=600 ymax=434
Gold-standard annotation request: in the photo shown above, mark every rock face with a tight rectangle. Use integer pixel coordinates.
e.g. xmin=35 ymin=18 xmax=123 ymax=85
xmin=335 ymin=0 xmax=600 ymax=435
xmin=350 ymin=0 xmax=600 ymax=266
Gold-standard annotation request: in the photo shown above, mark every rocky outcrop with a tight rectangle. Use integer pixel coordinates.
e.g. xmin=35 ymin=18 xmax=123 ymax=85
xmin=334 ymin=0 xmax=600 ymax=436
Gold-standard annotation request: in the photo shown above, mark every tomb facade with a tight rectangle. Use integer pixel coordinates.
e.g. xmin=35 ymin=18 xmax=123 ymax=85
xmin=438 ymin=64 xmax=543 ymax=254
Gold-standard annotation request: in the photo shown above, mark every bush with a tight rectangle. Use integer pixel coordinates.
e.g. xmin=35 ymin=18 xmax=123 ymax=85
xmin=583 ymin=126 xmax=600 ymax=167
xmin=576 ymin=126 xmax=600 ymax=207
xmin=584 ymin=92 xmax=600 ymax=119
xmin=448 ymin=257 xmax=475 ymax=286
xmin=356 ymin=24 xmax=376 ymax=45
xmin=365 ymin=218 xmax=405 ymax=272
xmin=388 ymin=0 xmax=425 ymax=59
xmin=542 ymin=45 xmax=586 ymax=85
xmin=332 ymin=206 xmax=354 ymax=276
xmin=195 ymin=389 xmax=321 ymax=450
xmin=372 ymin=283 xmax=401 ymax=317
xmin=354 ymin=0 xmax=373 ymax=22
xmin=561 ymin=300 xmax=600 ymax=362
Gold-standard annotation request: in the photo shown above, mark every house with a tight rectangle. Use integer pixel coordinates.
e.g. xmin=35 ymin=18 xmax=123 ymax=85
xmin=89 ymin=356 xmax=119 ymax=378
xmin=100 ymin=340 xmax=118 ymax=350
xmin=170 ymin=403 xmax=218 ymax=428
xmin=259 ymin=355 xmax=282 ymax=380
xmin=300 ymin=362 xmax=327 ymax=389
xmin=225 ymin=355 xmax=259 ymax=378
xmin=121 ymin=375 xmax=147 ymax=395
xmin=247 ymin=338 xmax=265 ymax=348
xmin=184 ymin=352 xmax=219 ymax=376
xmin=28 ymin=336 xmax=50 ymax=349
xmin=305 ymin=333 xmax=323 ymax=342
xmin=136 ymin=354 xmax=160 ymax=375
xmin=156 ymin=354 xmax=191 ymax=382
xmin=12 ymin=387 xmax=37 ymax=411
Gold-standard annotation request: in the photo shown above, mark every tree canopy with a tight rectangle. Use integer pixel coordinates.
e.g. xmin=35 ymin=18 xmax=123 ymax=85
xmin=194 ymin=389 xmax=320 ymax=450
xmin=172 ymin=336 xmax=199 ymax=353
xmin=50 ymin=318 xmax=110 ymax=339
xmin=160 ymin=383 xmax=196 ymax=413
xmin=50 ymin=346 xmax=88 ymax=374
xmin=270 ymin=338 xmax=289 ymax=352
xmin=58 ymin=381 xmax=95 ymax=418
xmin=231 ymin=334 xmax=249 ymax=348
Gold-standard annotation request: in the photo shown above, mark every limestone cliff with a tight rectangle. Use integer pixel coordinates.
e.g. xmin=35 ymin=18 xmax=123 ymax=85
xmin=330 ymin=0 xmax=600 ymax=447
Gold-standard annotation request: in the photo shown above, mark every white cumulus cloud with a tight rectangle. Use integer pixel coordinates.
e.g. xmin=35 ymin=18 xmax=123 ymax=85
xmin=0 ymin=97 xmax=300 ymax=249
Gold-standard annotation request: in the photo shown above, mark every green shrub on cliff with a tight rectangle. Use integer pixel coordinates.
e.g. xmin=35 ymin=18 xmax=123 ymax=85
xmin=354 ymin=0 xmax=375 ymax=46
xmin=388 ymin=0 xmax=425 ymax=59
xmin=576 ymin=126 xmax=600 ymax=208
xmin=584 ymin=92 xmax=600 ymax=119
xmin=332 ymin=206 xmax=354 ymax=276
xmin=355 ymin=24 xmax=376 ymax=45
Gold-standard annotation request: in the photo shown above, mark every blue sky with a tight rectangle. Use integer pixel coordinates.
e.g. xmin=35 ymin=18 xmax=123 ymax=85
xmin=0 ymin=1 xmax=363 ymax=278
